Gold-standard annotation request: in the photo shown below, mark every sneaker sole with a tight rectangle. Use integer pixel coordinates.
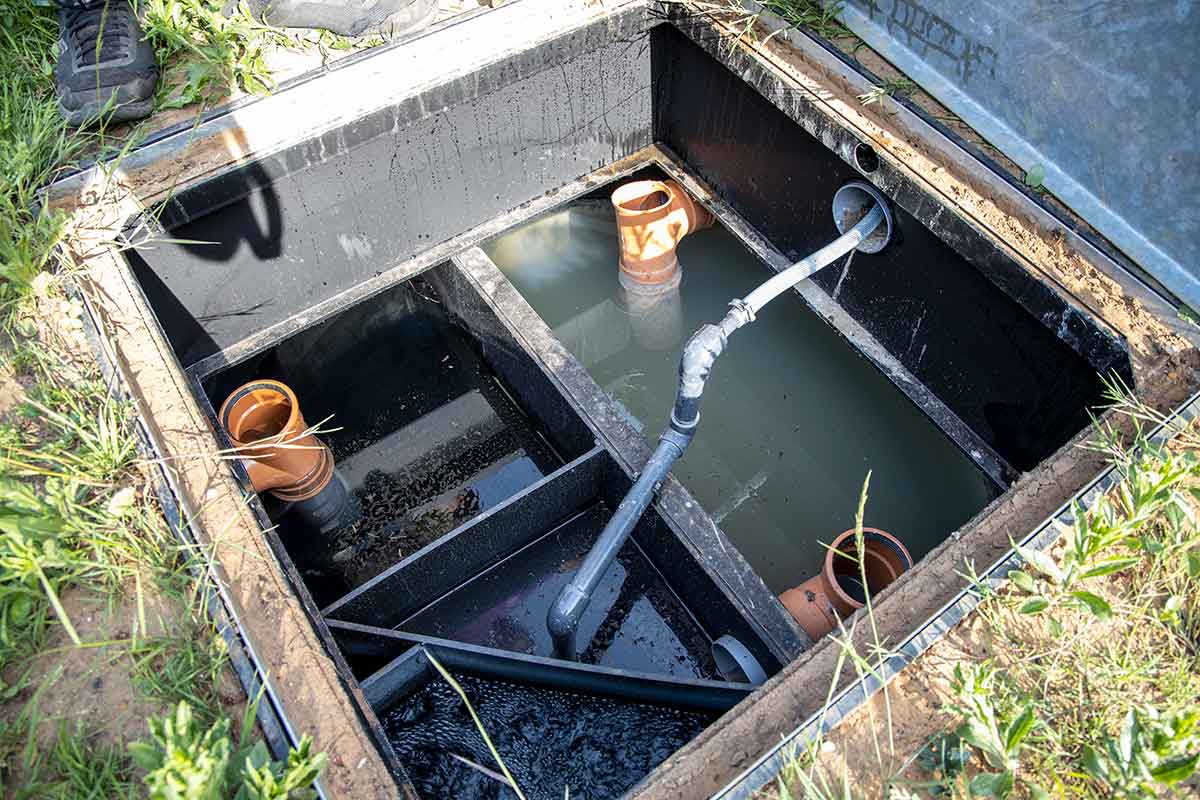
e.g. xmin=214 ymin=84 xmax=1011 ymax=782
xmin=58 ymin=73 xmax=157 ymax=127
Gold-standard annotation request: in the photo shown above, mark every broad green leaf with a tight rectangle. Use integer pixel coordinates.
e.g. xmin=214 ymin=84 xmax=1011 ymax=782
xmin=969 ymin=770 xmax=1014 ymax=797
xmin=1008 ymin=570 xmax=1036 ymax=593
xmin=1070 ymin=591 xmax=1113 ymax=620
xmin=1119 ymin=709 xmax=1139 ymax=763
xmin=1027 ymin=784 xmax=1051 ymax=800
xmin=1080 ymin=557 xmax=1141 ymax=579
xmin=956 ymin=719 xmax=1001 ymax=759
xmin=1187 ymin=549 xmax=1200 ymax=579
xmin=1150 ymin=753 xmax=1198 ymax=784
xmin=1142 ymin=538 xmax=1166 ymax=555
xmin=1014 ymin=545 xmax=1064 ymax=584
xmin=1081 ymin=745 xmax=1108 ymax=780
xmin=1047 ymin=617 xmax=1064 ymax=637
xmin=1019 ymin=597 xmax=1050 ymax=615
xmin=1003 ymin=705 xmax=1036 ymax=754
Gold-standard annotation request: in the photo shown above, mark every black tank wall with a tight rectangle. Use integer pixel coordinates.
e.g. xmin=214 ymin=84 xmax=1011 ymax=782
xmin=650 ymin=23 xmax=1127 ymax=471
xmin=127 ymin=12 xmax=653 ymax=368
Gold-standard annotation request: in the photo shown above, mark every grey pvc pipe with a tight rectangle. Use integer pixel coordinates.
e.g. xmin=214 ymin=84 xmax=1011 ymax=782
xmin=548 ymin=429 xmax=691 ymax=658
xmin=739 ymin=205 xmax=885 ymax=315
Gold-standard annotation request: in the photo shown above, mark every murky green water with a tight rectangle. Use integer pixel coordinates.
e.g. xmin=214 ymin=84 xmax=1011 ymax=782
xmin=483 ymin=202 xmax=998 ymax=593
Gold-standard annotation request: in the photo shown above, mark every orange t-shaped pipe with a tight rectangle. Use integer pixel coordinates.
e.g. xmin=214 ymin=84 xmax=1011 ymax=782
xmin=779 ymin=528 xmax=911 ymax=640
xmin=611 ymin=179 xmax=713 ymax=289
xmin=219 ymin=380 xmax=334 ymax=503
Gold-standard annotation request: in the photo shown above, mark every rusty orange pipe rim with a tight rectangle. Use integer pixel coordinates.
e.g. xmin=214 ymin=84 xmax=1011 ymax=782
xmin=779 ymin=528 xmax=912 ymax=640
xmin=218 ymin=380 xmax=334 ymax=503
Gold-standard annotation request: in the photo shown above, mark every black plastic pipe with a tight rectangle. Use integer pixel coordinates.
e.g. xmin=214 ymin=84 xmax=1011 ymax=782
xmin=547 ymin=201 xmax=888 ymax=660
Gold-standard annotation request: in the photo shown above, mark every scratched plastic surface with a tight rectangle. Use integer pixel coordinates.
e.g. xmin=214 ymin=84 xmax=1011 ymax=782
xmin=484 ymin=202 xmax=999 ymax=592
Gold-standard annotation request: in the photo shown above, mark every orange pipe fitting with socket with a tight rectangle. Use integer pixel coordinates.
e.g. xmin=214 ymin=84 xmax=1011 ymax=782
xmin=218 ymin=380 xmax=335 ymax=503
xmin=779 ymin=528 xmax=912 ymax=641
xmin=611 ymin=179 xmax=713 ymax=289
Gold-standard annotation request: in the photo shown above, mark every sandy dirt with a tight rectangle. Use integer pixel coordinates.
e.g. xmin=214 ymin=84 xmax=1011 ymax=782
xmin=1 ymin=589 xmax=170 ymax=752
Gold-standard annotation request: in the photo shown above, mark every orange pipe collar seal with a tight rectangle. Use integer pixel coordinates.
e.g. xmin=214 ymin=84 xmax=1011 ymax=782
xmin=611 ymin=179 xmax=713 ymax=289
xmin=218 ymin=380 xmax=335 ymax=503
xmin=779 ymin=528 xmax=912 ymax=641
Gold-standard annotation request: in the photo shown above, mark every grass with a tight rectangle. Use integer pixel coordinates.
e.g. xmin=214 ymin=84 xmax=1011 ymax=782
xmin=0 ymin=0 xmax=330 ymax=795
xmin=139 ymin=0 xmax=287 ymax=110
xmin=0 ymin=3 xmax=88 ymax=311
xmin=758 ymin=0 xmax=848 ymax=40
xmin=767 ymin=390 xmax=1200 ymax=799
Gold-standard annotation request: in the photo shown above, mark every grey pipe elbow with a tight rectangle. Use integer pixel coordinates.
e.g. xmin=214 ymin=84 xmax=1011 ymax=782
xmin=672 ymin=323 xmax=728 ymax=430
xmin=548 ymin=583 xmax=589 ymax=658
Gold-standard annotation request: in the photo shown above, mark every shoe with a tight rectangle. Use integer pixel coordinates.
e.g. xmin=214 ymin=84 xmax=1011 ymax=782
xmin=56 ymin=0 xmax=158 ymax=126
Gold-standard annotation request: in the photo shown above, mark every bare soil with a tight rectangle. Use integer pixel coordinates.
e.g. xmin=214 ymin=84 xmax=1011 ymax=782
xmin=0 ymin=589 xmax=168 ymax=760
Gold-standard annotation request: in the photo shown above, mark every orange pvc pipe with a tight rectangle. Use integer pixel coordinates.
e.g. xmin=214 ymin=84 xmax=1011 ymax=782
xmin=779 ymin=528 xmax=911 ymax=641
xmin=218 ymin=380 xmax=334 ymax=503
xmin=611 ymin=179 xmax=713 ymax=288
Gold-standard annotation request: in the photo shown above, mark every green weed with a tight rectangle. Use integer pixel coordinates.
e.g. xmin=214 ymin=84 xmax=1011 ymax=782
xmin=139 ymin=0 xmax=288 ymax=110
xmin=1007 ymin=441 xmax=1196 ymax=627
xmin=0 ymin=3 xmax=84 ymax=310
xmin=130 ymin=700 xmax=325 ymax=800
xmin=944 ymin=663 xmax=1043 ymax=798
xmin=1082 ymin=707 xmax=1199 ymax=798
xmin=1022 ymin=165 xmax=1046 ymax=191
xmin=858 ymin=78 xmax=916 ymax=107
xmin=0 ymin=477 xmax=85 ymax=663
xmin=759 ymin=0 xmax=847 ymax=39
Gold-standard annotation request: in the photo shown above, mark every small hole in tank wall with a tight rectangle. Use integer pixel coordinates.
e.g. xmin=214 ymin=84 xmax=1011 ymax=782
xmin=854 ymin=142 xmax=879 ymax=173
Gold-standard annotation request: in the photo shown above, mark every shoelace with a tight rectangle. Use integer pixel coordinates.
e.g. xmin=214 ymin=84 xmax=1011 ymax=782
xmin=63 ymin=2 xmax=135 ymax=68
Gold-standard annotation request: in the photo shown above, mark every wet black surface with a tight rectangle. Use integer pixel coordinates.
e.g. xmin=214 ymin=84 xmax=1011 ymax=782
xmin=327 ymin=435 xmax=554 ymax=590
xmin=383 ymin=673 xmax=715 ymax=800
xmin=401 ymin=502 xmax=720 ymax=680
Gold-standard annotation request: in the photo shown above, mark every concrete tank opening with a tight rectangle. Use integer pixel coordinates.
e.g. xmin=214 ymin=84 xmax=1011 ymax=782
xmin=107 ymin=6 xmax=1154 ymax=797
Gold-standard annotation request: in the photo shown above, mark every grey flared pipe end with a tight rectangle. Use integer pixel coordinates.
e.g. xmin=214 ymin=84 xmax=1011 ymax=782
xmin=832 ymin=181 xmax=894 ymax=254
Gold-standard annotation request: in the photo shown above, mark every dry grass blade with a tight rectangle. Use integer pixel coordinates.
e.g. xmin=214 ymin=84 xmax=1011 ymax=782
xmin=425 ymin=649 xmax=528 ymax=800
xmin=450 ymin=752 xmax=514 ymax=788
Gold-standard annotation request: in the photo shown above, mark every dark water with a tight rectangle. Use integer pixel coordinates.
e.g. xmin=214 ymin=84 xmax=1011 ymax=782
xmin=383 ymin=674 xmax=714 ymax=799
xmin=483 ymin=203 xmax=999 ymax=593
xmin=402 ymin=503 xmax=719 ymax=679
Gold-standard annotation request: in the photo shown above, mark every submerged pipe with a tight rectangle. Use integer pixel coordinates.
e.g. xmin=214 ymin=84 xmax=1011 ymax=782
xmin=219 ymin=380 xmax=351 ymax=534
xmin=548 ymin=182 xmax=894 ymax=659
xmin=612 ymin=179 xmax=713 ymax=291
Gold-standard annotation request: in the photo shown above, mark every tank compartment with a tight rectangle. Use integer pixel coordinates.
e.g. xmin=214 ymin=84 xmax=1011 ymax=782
xmin=653 ymin=24 xmax=1132 ymax=472
xmin=323 ymin=445 xmax=769 ymax=679
xmin=200 ymin=269 xmax=594 ymax=606
xmin=328 ymin=630 xmax=752 ymax=800
xmin=483 ymin=190 xmax=1001 ymax=592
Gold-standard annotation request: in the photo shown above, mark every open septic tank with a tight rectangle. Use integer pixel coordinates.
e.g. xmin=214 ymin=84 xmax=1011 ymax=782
xmin=100 ymin=2 xmax=1193 ymax=797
